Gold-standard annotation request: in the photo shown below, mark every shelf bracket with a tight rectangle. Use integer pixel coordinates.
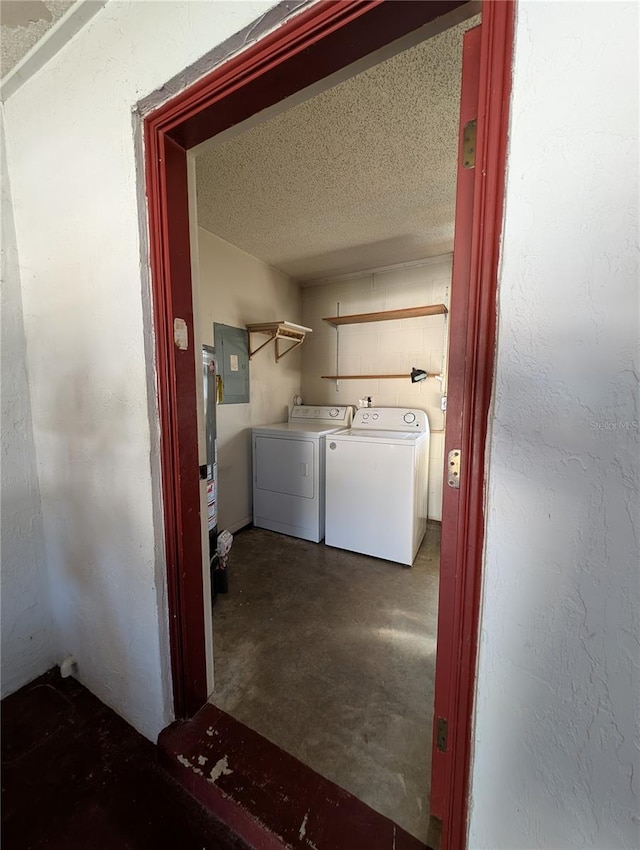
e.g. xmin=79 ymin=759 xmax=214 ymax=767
xmin=248 ymin=331 xmax=277 ymax=359
xmin=275 ymin=337 xmax=304 ymax=362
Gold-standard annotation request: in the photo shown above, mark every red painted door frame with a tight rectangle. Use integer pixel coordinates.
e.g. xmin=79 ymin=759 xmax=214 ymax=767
xmin=431 ymin=8 xmax=514 ymax=848
xmin=144 ymin=1 xmax=514 ymax=847
xmin=430 ymin=19 xmax=482 ymax=824
xmin=430 ymin=5 xmax=514 ymax=845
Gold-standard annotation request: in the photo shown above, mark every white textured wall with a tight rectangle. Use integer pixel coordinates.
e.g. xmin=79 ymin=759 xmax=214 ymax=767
xmin=1 ymin=109 xmax=54 ymax=696
xmin=301 ymin=257 xmax=451 ymax=520
xmin=2 ymin=0 xmax=279 ymax=738
xmin=197 ymin=228 xmax=302 ymax=532
xmin=469 ymin=3 xmax=639 ymax=848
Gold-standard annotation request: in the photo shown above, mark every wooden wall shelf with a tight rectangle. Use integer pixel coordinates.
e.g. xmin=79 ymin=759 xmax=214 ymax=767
xmin=322 ymin=374 xmax=408 ymax=380
xmin=246 ymin=321 xmax=312 ymax=362
xmin=321 ymin=373 xmax=441 ymax=381
xmin=323 ymin=304 xmax=447 ymax=326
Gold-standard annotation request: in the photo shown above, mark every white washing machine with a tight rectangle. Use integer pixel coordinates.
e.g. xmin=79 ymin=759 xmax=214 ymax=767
xmin=252 ymin=405 xmax=353 ymax=542
xmin=324 ymin=408 xmax=430 ymax=566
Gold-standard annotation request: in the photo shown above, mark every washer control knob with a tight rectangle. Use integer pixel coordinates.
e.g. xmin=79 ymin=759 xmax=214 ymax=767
xmin=329 ymin=408 xmax=339 ymax=417
xmin=329 ymin=442 xmax=337 ymax=450
xmin=403 ymin=411 xmax=416 ymax=424
xmin=362 ymin=413 xmax=369 ymax=420
xmin=372 ymin=413 xmax=379 ymax=420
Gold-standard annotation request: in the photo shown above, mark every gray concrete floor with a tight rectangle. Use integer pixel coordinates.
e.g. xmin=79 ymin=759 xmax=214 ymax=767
xmin=209 ymin=524 xmax=440 ymax=843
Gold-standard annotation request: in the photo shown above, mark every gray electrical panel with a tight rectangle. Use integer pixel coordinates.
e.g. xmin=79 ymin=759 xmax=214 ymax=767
xmin=214 ymin=323 xmax=250 ymax=404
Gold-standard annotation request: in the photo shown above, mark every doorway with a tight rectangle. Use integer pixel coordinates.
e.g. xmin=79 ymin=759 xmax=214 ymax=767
xmin=190 ymin=16 xmax=475 ymax=840
xmin=143 ymin=3 xmax=514 ymax=849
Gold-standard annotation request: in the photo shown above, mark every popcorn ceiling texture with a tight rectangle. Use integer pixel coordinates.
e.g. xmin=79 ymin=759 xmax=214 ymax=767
xmin=0 ymin=0 xmax=74 ymax=78
xmin=196 ymin=18 xmax=478 ymax=281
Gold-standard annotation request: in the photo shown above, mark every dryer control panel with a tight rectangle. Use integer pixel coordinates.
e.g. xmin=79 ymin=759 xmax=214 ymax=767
xmin=290 ymin=405 xmax=353 ymax=426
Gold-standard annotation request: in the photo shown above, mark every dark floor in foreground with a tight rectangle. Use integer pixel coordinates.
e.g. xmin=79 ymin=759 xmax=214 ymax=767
xmin=1 ymin=670 xmax=249 ymax=850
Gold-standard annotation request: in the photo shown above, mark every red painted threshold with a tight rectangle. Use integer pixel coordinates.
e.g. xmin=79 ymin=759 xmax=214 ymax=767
xmin=159 ymin=702 xmax=430 ymax=850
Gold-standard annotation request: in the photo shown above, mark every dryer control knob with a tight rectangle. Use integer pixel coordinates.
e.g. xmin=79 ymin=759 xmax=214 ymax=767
xmin=403 ymin=412 xmax=416 ymax=424
xmin=372 ymin=413 xmax=379 ymax=420
xmin=329 ymin=442 xmax=337 ymax=450
xmin=329 ymin=408 xmax=339 ymax=417
xmin=362 ymin=413 xmax=370 ymax=420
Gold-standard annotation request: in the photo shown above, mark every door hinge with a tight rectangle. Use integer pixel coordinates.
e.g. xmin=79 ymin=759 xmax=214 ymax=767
xmin=462 ymin=119 xmax=477 ymax=168
xmin=447 ymin=449 xmax=461 ymax=489
xmin=436 ymin=717 xmax=448 ymax=752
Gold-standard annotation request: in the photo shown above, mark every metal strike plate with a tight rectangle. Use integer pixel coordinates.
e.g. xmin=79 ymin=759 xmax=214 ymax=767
xmin=462 ymin=119 xmax=477 ymax=168
xmin=436 ymin=717 xmax=448 ymax=752
xmin=447 ymin=449 xmax=461 ymax=489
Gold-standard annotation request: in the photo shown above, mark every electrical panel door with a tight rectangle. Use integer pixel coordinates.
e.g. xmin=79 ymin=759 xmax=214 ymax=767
xmin=214 ymin=323 xmax=250 ymax=404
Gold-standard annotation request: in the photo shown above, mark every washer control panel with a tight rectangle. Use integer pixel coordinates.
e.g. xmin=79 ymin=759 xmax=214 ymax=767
xmin=352 ymin=407 xmax=428 ymax=432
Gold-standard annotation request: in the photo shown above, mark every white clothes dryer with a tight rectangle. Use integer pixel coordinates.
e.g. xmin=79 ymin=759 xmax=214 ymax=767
xmin=324 ymin=407 xmax=430 ymax=565
xmin=252 ymin=405 xmax=353 ymax=542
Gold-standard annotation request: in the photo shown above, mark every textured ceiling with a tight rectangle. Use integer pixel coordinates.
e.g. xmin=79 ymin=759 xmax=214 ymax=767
xmin=196 ymin=17 xmax=478 ymax=281
xmin=1 ymin=0 xmax=75 ymax=78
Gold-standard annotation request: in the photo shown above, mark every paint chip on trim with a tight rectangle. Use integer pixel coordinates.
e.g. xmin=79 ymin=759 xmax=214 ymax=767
xmin=207 ymin=755 xmax=233 ymax=784
xmin=174 ymin=317 xmax=188 ymax=350
xmin=299 ymin=811 xmax=309 ymax=840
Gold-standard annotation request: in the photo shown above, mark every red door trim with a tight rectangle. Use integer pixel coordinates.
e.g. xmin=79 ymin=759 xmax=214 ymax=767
xmin=144 ymin=129 xmax=208 ymax=716
xmin=433 ymin=4 xmax=515 ymax=848
xmin=430 ymin=20 xmax=482 ymax=822
xmin=146 ymin=0 xmax=465 ymax=146
xmin=143 ymin=1 xmax=514 ymax=845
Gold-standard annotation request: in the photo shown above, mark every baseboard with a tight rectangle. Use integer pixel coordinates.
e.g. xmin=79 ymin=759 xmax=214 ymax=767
xmin=224 ymin=517 xmax=252 ymax=535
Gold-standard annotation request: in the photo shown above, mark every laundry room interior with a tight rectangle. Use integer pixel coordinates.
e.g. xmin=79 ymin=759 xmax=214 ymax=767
xmin=191 ymin=7 xmax=478 ymax=844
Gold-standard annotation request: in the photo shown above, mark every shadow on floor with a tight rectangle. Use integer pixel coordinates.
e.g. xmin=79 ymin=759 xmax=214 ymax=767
xmin=1 ymin=669 xmax=249 ymax=850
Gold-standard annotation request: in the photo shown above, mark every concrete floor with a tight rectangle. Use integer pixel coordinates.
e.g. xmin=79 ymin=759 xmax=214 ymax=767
xmin=209 ymin=524 xmax=440 ymax=843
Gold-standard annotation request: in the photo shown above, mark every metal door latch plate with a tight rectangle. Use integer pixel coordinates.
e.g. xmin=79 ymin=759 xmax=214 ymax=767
xmin=436 ymin=717 xmax=448 ymax=752
xmin=463 ymin=119 xmax=477 ymax=168
xmin=447 ymin=449 xmax=461 ymax=489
